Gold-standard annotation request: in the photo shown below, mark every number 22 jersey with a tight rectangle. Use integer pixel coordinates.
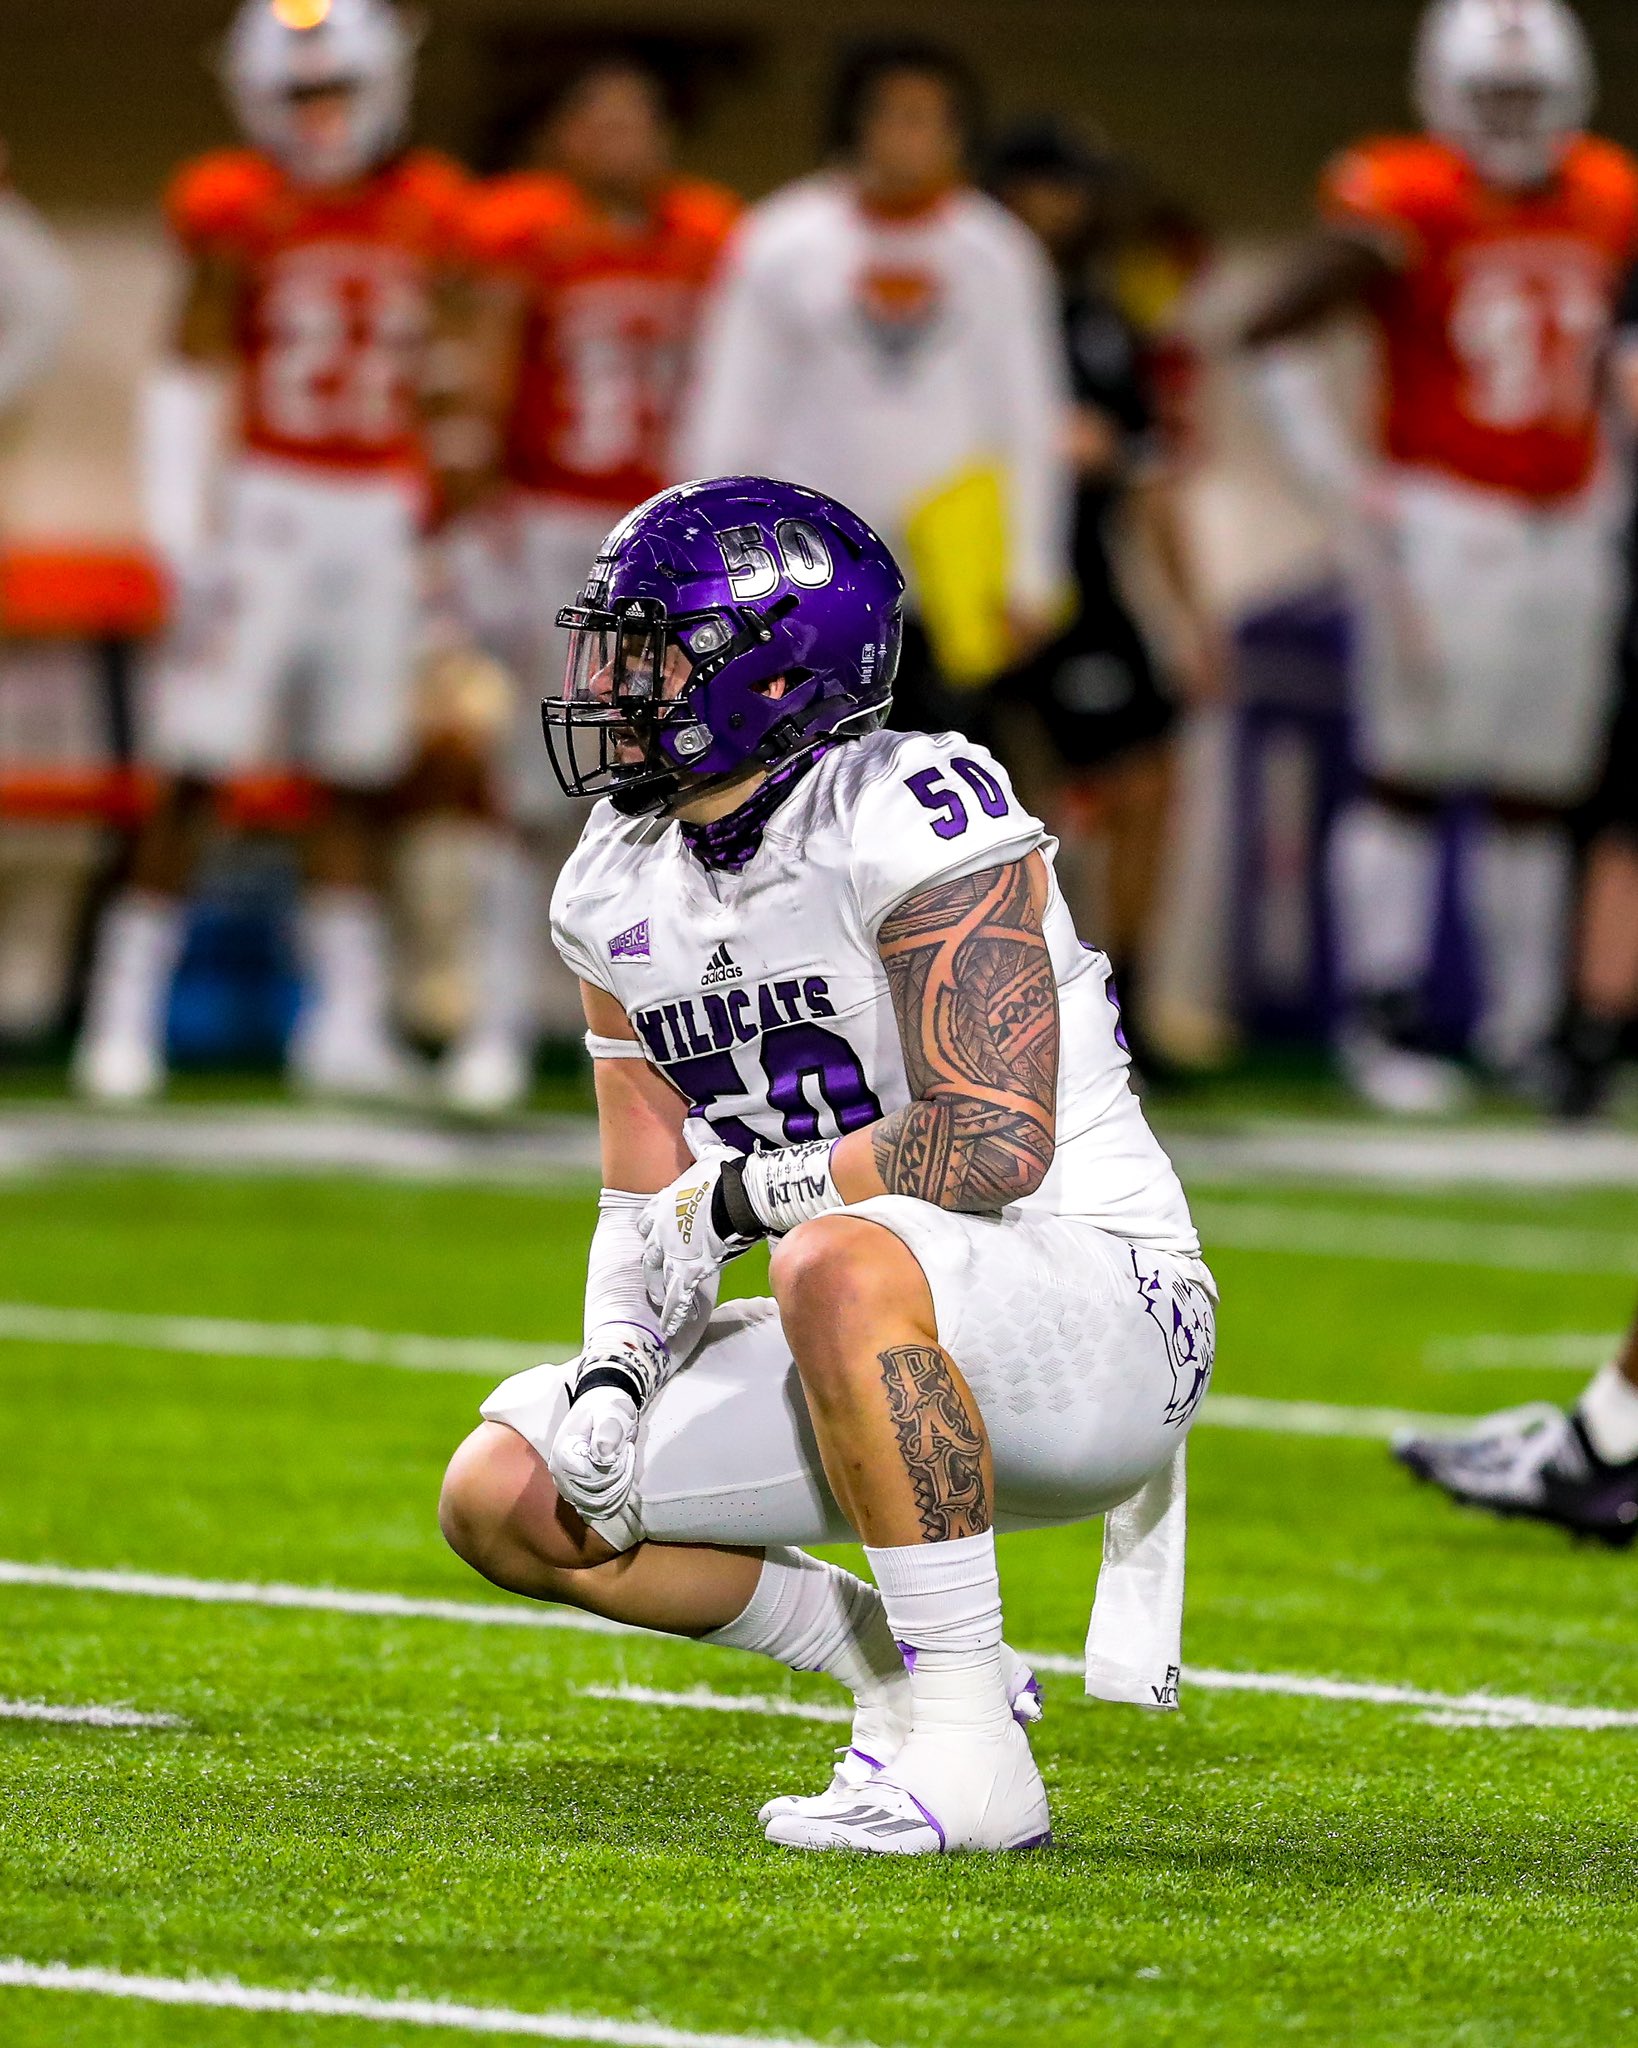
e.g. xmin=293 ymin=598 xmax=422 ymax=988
xmin=552 ymin=728 xmax=1200 ymax=1256
xmin=166 ymin=148 xmax=476 ymax=479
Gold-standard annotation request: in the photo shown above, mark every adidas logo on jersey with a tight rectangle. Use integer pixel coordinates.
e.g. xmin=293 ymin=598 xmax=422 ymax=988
xmin=700 ymin=943 xmax=743 ymax=987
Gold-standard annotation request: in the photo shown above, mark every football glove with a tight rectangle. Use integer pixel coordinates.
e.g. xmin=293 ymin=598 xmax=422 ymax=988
xmin=637 ymin=1156 xmax=763 ymax=1340
xmin=547 ymin=1330 xmax=670 ymax=1522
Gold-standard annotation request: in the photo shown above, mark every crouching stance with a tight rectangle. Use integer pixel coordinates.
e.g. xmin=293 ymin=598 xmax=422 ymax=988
xmin=440 ymin=479 xmax=1216 ymax=1853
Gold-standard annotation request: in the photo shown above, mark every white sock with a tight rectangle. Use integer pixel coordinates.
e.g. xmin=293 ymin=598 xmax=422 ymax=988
xmin=1468 ymin=819 xmax=1572 ymax=1073
xmin=464 ymin=833 xmax=540 ymax=1052
xmin=1328 ymin=800 xmax=1439 ymax=1001
xmin=1577 ymin=1363 xmax=1638 ymax=1465
xmin=707 ymin=1548 xmax=905 ymax=1720
xmin=864 ymin=1530 xmax=1009 ymax=1738
xmin=296 ymin=888 xmax=394 ymax=1050
xmin=80 ymin=890 xmax=184 ymax=1056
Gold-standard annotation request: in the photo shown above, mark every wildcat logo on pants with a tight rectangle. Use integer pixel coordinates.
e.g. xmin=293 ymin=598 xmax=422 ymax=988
xmin=1131 ymin=1249 xmax=1215 ymax=1427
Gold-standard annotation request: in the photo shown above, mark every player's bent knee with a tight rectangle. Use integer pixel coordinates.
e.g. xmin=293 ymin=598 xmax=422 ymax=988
xmin=770 ymin=1214 xmax=934 ymax=1362
xmin=439 ymin=1421 xmax=607 ymax=1580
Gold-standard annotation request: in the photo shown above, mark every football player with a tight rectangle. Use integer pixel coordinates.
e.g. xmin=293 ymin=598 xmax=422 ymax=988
xmin=439 ymin=59 xmax=740 ymax=1113
xmin=1395 ymin=1298 xmax=1638 ymax=1542
xmin=439 ymin=477 xmax=1216 ymax=1854
xmin=74 ymin=0 xmax=479 ymax=1102
xmin=1239 ymin=0 xmax=1638 ymax=1113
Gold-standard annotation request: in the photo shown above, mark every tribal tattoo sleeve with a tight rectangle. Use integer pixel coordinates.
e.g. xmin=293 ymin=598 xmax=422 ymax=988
xmin=870 ymin=859 xmax=1059 ymax=1213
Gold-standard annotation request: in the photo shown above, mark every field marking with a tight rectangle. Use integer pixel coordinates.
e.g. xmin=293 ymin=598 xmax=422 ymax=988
xmin=6 ymin=1557 xmax=1635 ymax=1736
xmin=0 ymin=1302 xmax=564 ymax=1376
xmin=0 ymin=1560 xmax=632 ymax=1636
xmin=0 ymin=1959 xmax=857 ymax=2048
xmin=1424 ymin=1332 xmax=1619 ymax=1373
xmin=0 ymin=1300 xmax=1512 ymax=1441
xmin=1193 ymin=1201 xmax=1638 ymax=1275
xmin=1204 ymin=1394 xmax=1469 ymax=1439
xmin=1173 ymin=1122 xmax=1638 ymax=1191
xmin=582 ymin=1684 xmax=852 ymax=1725
xmin=583 ymin=1670 xmax=1638 ymax=1735
xmin=0 ymin=1698 xmax=184 ymax=1731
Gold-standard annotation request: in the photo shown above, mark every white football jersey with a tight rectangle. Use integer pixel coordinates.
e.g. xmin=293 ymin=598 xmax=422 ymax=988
xmin=552 ymin=729 xmax=1199 ymax=1255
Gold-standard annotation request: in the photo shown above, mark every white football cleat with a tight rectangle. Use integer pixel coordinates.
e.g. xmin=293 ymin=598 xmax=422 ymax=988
xmin=439 ymin=1033 xmax=532 ymax=1115
xmin=1337 ymin=1025 xmax=1471 ymax=1117
xmin=764 ymin=1719 xmax=1051 ymax=1856
xmin=71 ymin=1033 xmax=164 ymax=1104
xmin=756 ymin=1647 xmax=1043 ymax=1827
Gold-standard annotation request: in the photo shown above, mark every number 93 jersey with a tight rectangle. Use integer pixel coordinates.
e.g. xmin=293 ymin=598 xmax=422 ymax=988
xmin=551 ymin=728 xmax=1200 ymax=1255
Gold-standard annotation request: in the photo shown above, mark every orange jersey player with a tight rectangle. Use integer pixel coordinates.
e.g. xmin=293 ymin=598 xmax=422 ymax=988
xmin=1318 ymin=127 xmax=1638 ymax=501
xmin=166 ymin=141 xmax=472 ymax=484
xmin=476 ymin=166 xmax=740 ymax=516
xmin=75 ymin=0 xmax=479 ymax=1109
xmin=435 ymin=59 xmax=739 ymax=1116
xmin=1240 ymin=0 xmax=1638 ymax=1117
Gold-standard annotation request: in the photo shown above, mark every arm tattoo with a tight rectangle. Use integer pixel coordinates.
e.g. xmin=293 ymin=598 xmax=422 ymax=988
xmin=878 ymin=1344 xmax=989 ymax=1541
xmin=871 ymin=860 xmax=1059 ymax=1211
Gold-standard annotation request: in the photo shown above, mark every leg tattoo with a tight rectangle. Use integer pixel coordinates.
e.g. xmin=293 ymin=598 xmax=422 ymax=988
xmin=877 ymin=1344 xmax=989 ymax=1541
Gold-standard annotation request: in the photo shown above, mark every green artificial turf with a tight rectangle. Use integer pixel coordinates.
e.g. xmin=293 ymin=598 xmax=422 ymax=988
xmin=2 ymin=1167 xmax=1637 ymax=2048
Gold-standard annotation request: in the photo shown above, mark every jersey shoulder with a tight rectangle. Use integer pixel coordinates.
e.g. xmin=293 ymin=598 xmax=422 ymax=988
xmin=945 ymin=187 xmax=1053 ymax=274
xmin=824 ymin=729 xmax=1044 ymax=933
xmin=466 ymin=171 xmax=583 ymax=266
xmin=1319 ymin=134 xmax=1467 ymax=249
xmin=165 ymin=149 xmax=282 ymax=250
xmin=387 ymin=148 xmax=472 ymax=220
xmin=661 ymin=178 xmax=743 ymax=248
xmin=1561 ymin=136 xmax=1638 ymax=246
xmin=549 ymin=800 xmax=669 ymax=969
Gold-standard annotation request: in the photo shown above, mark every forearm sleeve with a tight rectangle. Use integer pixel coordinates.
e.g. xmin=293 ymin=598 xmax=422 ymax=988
xmin=0 ymin=194 xmax=73 ymax=416
xmin=1245 ymin=341 xmax=1364 ymax=506
xmin=140 ymin=358 xmax=231 ymax=576
xmin=583 ymin=1188 xmax=664 ymax=1351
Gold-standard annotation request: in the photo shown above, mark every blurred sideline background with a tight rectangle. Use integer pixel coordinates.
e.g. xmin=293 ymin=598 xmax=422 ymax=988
xmin=1 ymin=0 xmax=1635 ymax=1106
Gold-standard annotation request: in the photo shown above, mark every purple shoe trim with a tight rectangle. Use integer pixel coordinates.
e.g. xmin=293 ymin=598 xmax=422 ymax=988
xmin=848 ymin=1748 xmax=884 ymax=1773
xmin=1011 ymin=1672 xmax=1044 ymax=1727
xmin=896 ymin=1641 xmax=918 ymax=1673
xmin=1010 ymin=1829 xmax=1053 ymax=1852
xmin=897 ymin=1786 xmax=946 ymax=1853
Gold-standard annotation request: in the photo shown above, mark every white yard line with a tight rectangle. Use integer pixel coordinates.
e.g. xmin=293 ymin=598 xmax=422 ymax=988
xmin=581 ymin=1685 xmax=851 ymax=1725
xmin=0 ymin=1698 xmax=184 ymax=1731
xmin=1204 ymin=1395 xmax=1468 ymax=1439
xmin=0 ymin=1960 xmax=854 ymax=2048
xmin=1193 ymin=1201 xmax=1638 ymax=1275
xmin=0 ymin=1302 xmax=1529 ymax=1441
xmin=0 ymin=1302 xmax=562 ymax=1375
xmin=6 ymin=1557 xmax=1634 ymax=1735
xmin=1424 ymin=1332 xmax=1621 ymax=1372
xmin=0 ymin=1559 xmax=630 ymax=1636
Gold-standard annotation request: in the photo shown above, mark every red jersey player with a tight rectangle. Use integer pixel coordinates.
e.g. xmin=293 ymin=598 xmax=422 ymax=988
xmin=440 ymin=59 xmax=739 ymax=1112
xmin=1241 ymin=0 xmax=1638 ymax=1114
xmin=75 ymin=0 xmax=480 ymax=1105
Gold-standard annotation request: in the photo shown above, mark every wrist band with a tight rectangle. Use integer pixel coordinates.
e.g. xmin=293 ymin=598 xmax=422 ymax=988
xmin=572 ymin=1363 xmax=642 ymax=1405
xmin=740 ymin=1139 xmax=846 ymax=1236
xmin=712 ymin=1158 xmax=768 ymax=1243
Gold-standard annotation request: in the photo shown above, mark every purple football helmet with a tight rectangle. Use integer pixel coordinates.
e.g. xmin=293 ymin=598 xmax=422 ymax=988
xmin=546 ymin=476 xmax=905 ymax=814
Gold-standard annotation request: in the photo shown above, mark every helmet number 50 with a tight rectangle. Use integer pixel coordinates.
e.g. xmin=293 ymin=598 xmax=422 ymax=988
xmin=716 ymin=519 xmax=834 ymax=601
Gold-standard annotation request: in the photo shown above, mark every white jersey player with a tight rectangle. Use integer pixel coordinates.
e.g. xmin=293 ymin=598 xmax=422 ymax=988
xmin=440 ymin=478 xmax=1216 ymax=1855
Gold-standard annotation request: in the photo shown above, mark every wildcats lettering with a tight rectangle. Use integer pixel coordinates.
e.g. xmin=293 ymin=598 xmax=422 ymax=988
xmin=634 ymin=975 xmax=837 ymax=1066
